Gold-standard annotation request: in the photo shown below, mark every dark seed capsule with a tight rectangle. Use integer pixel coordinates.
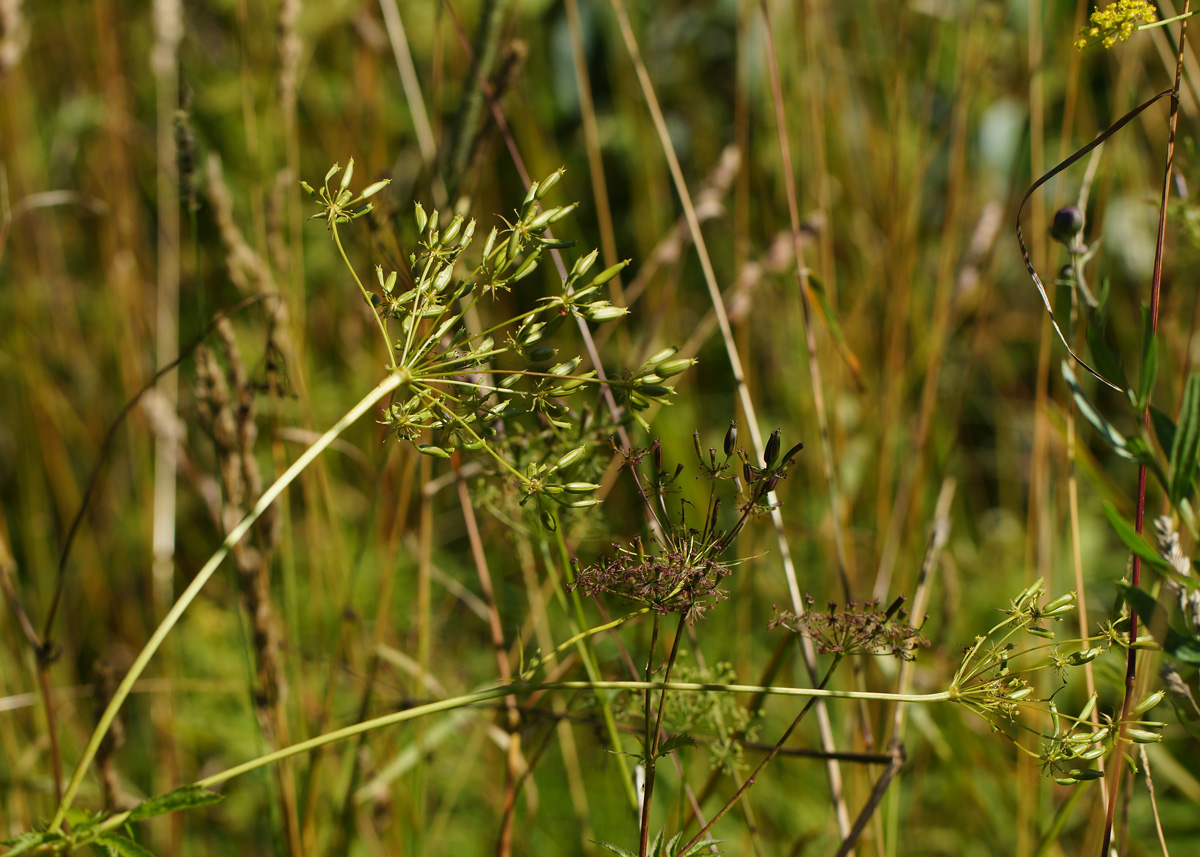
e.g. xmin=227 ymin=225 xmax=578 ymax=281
xmin=764 ymin=429 xmax=782 ymax=468
xmin=724 ymin=421 xmax=738 ymax=457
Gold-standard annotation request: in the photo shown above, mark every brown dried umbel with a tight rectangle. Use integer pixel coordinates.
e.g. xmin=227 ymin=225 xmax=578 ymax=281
xmin=771 ymin=595 xmax=929 ymax=661
xmin=572 ymin=425 xmax=802 ymax=622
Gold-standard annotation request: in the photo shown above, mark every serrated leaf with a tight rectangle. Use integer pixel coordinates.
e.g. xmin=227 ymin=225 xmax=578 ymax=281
xmin=656 ymin=734 xmax=698 ymax=759
xmin=1102 ymin=503 xmax=1169 ymax=572
xmin=0 ymin=832 xmax=59 ymax=856
xmin=594 ymin=841 xmax=638 ymax=857
xmin=1170 ymin=373 xmax=1200 ymax=503
xmin=127 ymin=785 xmax=224 ymax=822
xmin=1118 ymin=583 xmax=1200 ymax=665
xmin=90 ymin=837 xmax=121 ymax=857
xmin=1062 ymin=362 xmax=1132 ymax=459
xmin=95 ymin=834 xmax=159 ymax=857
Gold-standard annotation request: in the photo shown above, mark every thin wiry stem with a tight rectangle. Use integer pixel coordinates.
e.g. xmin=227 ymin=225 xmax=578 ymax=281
xmin=1102 ymin=6 xmax=1188 ymax=855
xmin=606 ymin=0 xmax=851 ymax=832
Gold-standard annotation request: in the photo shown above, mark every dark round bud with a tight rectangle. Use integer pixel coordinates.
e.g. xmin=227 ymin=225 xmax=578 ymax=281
xmin=1051 ymin=206 xmax=1084 ymax=246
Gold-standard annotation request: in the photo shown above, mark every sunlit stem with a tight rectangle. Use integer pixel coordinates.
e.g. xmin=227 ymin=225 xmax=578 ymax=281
xmin=331 ymin=219 xmax=396 ymax=370
xmin=48 ymin=371 xmax=406 ymax=832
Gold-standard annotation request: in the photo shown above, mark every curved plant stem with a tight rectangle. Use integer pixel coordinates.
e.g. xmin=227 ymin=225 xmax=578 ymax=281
xmin=330 ymin=221 xmax=396 ymax=369
xmin=48 ymin=370 xmax=406 ymax=833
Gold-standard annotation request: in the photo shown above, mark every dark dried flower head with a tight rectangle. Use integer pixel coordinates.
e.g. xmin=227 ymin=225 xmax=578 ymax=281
xmin=571 ymin=534 xmax=734 ymax=623
xmin=771 ymin=595 xmax=929 ymax=661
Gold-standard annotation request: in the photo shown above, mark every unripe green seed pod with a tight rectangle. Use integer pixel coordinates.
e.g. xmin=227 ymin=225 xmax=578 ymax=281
xmin=646 ymin=346 xmax=678 ymax=365
xmin=414 ymin=202 xmax=428 ymax=233
xmin=547 ymin=202 xmax=578 ymax=223
xmin=563 ymin=482 xmax=600 ymax=494
xmin=1068 ymin=648 xmax=1102 ymax=665
xmin=339 ymin=157 xmax=355 ymax=192
xmin=572 ymin=249 xmax=599 ymax=279
xmin=359 ymin=178 xmax=390 ymax=201
xmin=1127 ymin=728 xmax=1163 ymax=744
xmin=591 ymin=260 xmax=629 ymax=287
xmin=536 ymin=168 xmax=564 ymax=199
xmin=1079 ymin=692 xmax=1098 ymax=722
xmin=583 ymin=304 xmax=628 ymax=323
xmin=655 ymin=358 xmax=695 ymax=378
xmin=417 ymin=444 xmax=451 ymax=458
xmin=442 ymin=215 xmax=464 ymax=244
xmin=524 ymin=346 xmax=555 ymax=363
xmin=1132 ymin=690 xmax=1166 ymax=716
xmin=555 ymin=446 xmax=587 ymax=470
xmin=528 ymin=207 xmax=560 ymax=231
xmin=512 ymin=253 xmax=540 ymax=282
xmin=556 ymin=497 xmax=601 ymax=509
xmin=1041 ymin=592 xmax=1076 ymax=613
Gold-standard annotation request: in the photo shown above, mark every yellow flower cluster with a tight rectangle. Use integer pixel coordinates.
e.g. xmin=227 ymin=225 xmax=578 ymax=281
xmin=1075 ymin=0 xmax=1158 ymax=50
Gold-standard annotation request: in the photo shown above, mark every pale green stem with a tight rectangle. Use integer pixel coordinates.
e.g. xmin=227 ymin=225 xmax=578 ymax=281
xmin=1139 ymin=12 xmax=1196 ymax=32
xmin=330 ymin=220 xmax=396 ymax=369
xmin=521 ymin=607 xmax=651 ymax=678
xmin=49 ymin=371 xmax=406 ymax=832
xmin=83 ymin=679 xmax=949 ymax=841
xmin=167 ymin=681 xmax=950 ymax=802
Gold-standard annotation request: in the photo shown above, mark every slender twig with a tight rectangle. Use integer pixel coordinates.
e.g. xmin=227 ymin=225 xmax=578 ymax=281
xmin=1101 ymin=7 xmax=1188 ymax=855
xmin=679 ymin=657 xmax=842 ymax=854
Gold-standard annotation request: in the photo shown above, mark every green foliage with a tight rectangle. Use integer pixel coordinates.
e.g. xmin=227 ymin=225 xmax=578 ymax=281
xmin=5 ymin=2 xmax=1200 ymax=856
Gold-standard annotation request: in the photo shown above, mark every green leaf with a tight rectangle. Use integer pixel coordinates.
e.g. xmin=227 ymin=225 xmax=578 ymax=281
xmin=1137 ymin=305 xmax=1158 ymax=413
xmin=94 ymin=834 xmax=158 ymax=857
xmin=806 ymin=273 xmax=865 ymax=390
xmin=594 ymin=842 xmax=638 ymax=857
xmin=1101 ymin=503 xmax=1170 ymax=571
xmin=1150 ymin=405 xmax=1176 ymax=457
xmin=656 ymin=733 xmax=698 ymax=759
xmin=1062 ymin=362 xmax=1132 ymax=459
xmin=1170 ymin=373 xmax=1200 ymax=503
xmin=1117 ymin=583 xmax=1200 ymax=665
xmin=1085 ymin=315 xmax=1126 ymax=388
xmin=0 ymin=832 xmax=60 ymax=856
xmin=127 ymin=785 xmax=224 ymax=822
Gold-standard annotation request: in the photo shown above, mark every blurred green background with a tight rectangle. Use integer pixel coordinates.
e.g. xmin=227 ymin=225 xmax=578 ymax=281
xmin=2 ymin=0 xmax=1200 ymax=854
